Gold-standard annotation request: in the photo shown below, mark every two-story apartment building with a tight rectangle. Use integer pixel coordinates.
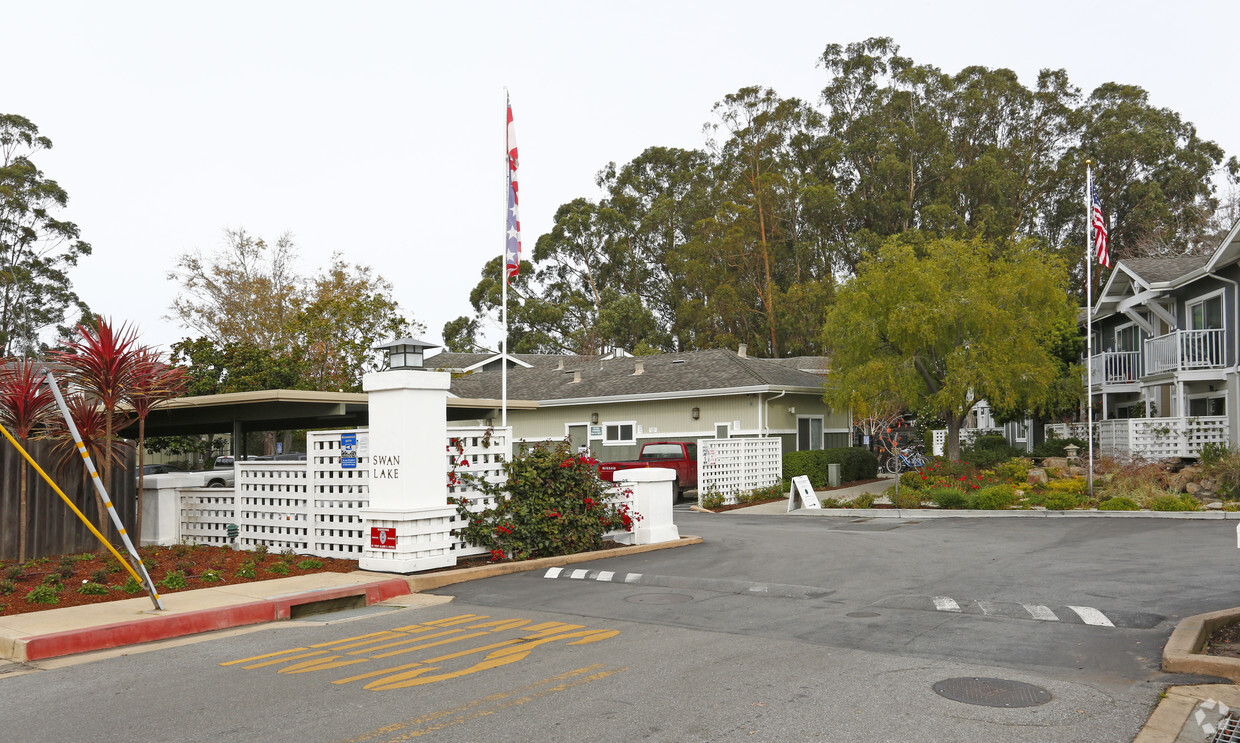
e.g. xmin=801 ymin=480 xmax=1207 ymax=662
xmin=1081 ymin=220 xmax=1240 ymax=458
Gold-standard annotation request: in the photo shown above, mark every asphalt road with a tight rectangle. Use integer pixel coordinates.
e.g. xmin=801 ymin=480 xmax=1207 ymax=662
xmin=2 ymin=512 xmax=1235 ymax=742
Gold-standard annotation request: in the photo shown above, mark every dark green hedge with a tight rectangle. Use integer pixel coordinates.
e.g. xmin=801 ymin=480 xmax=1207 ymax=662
xmin=782 ymin=447 xmax=879 ymax=486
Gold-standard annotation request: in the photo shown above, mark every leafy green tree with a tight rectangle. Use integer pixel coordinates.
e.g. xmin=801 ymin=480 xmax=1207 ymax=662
xmin=0 ymin=114 xmax=92 ymax=356
xmin=170 ymin=337 xmax=306 ymax=394
xmin=823 ymin=236 xmax=1076 ymax=460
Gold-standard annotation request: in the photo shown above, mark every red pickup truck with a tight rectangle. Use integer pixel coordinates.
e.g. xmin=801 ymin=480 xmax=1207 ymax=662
xmin=597 ymin=441 xmax=698 ymax=500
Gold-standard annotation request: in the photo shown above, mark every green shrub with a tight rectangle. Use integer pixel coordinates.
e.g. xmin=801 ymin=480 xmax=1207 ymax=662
xmin=42 ymin=573 xmax=63 ymax=587
xmin=1046 ymin=478 xmax=1087 ymax=496
xmin=1099 ymin=496 xmax=1140 ymax=511
xmin=0 ymin=579 xmax=15 ymax=595
xmin=235 ymin=563 xmax=257 ymax=579
xmin=121 ymin=576 xmax=145 ymax=593
xmin=819 ymin=497 xmax=842 ymax=508
xmin=1031 ymin=436 xmax=1088 ymax=458
xmin=1200 ymin=441 xmax=1231 ymax=466
xmin=268 ymin=562 xmax=291 ymax=575
xmin=1150 ymin=495 xmax=1199 ymax=512
xmin=929 ymin=487 xmax=968 ymax=509
xmin=991 ymin=458 xmax=1032 ymax=485
xmin=201 ymin=569 xmax=223 ymax=583
xmin=90 ymin=568 xmax=110 ymax=584
xmin=700 ymin=489 xmax=725 ymax=509
xmin=782 ymin=448 xmax=880 ymax=486
xmin=4 ymin=564 xmax=23 ymax=580
xmin=975 ymin=485 xmax=1017 ymax=510
xmin=1044 ymin=492 xmax=1080 ymax=510
xmin=160 ymin=570 xmax=188 ymax=589
xmin=900 ymin=470 xmax=925 ymax=491
xmin=26 ymin=584 xmax=60 ymax=604
xmin=891 ymin=488 xmax=923 ymax=509
xmin=77 ymin=581 xmax=110 ymax=595
xmin=453 ymin=440 xmax=637 ymax=561
xmin=142 ymin=556 xmax=159 ymax=572
xmin=849 ymin=492 xmax=876 ymax=508
xmin=962 ymin=435 xmax=1021 ymax=469
xmin=296 ymin=559 xmax=324 ymax=570
xmin=1204 ymin=448 xmax=1240 ymax=498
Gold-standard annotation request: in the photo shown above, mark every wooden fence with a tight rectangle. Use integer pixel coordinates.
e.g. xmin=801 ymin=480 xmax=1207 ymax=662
xmin=0 ymin=439 xmax=137 ymax=561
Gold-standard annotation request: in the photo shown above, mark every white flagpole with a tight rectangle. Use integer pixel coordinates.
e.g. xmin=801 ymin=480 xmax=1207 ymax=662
xmin=502 ymin=89 xmax=509 ymax=429
xmin=1085 ymin=160 xmax=1095 ymax=499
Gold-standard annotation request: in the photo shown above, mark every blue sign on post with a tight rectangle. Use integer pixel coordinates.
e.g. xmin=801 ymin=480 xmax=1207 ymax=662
xmin=340 ymin=433 xmax=358 ymax=469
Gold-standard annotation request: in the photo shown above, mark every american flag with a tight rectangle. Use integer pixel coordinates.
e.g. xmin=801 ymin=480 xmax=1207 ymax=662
xmin=505 ymin=94 xmax=521 ymax=281
xmin=1091 ymin=183 xmax=1111 ymax=268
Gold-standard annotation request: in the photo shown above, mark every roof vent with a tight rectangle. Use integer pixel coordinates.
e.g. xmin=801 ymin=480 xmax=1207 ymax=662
xmin=738 ymin=343 xmax=747 ymax=358
xmin=671 ymin=359 xmax=686 ymax=364
xmin=633 ymin=361 xmax=644 ymax=376
xmin=556 ymin=358 xmax=565 ymax=371
xmin=569 ymin=370 xmax=581 ymax=383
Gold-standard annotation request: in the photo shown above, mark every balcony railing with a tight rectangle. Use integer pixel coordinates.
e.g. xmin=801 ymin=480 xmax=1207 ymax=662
xmin=1088 ymin=351 xmax=1141 ymax=386
xmin=1144 ymin=328 xmax=1226 ymax=375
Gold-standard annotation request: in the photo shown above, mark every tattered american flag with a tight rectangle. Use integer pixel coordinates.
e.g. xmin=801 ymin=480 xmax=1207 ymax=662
xmin=1091 ymin=183 xmax=1111 ymax=268
xmin=505 ymin=94 xmax=521 ymax=281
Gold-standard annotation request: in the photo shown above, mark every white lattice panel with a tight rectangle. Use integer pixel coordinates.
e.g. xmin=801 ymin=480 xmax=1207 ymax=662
xmin=308 ymin=429 xmax=371 ymax=558
xmin=697 ymin=437 xmax=782 ymax=505
xmin=445 ymin=427 xmax=512 ymax=558
xmin=237 ymin=461 xmax=311 ymax=552
xmin=179 ymin=490 xmax=236 ymax=546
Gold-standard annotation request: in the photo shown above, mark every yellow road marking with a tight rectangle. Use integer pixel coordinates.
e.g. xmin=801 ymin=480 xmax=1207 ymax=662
xmin=419 ymin=614 xmax=489 ymax=627
xmin=241 ymin=650 xmax=326 ymax=669
xmin=221 ymin=647 xmax=312 ymax=665
xmin=346 ymin=629 xmax=464 ymax=655
xmin=365 ymin=632 xmax=492 ymax=659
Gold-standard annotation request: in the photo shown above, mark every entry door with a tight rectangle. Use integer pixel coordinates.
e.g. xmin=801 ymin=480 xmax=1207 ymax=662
xmin=568 ymin=424 xmax=588 ymax=454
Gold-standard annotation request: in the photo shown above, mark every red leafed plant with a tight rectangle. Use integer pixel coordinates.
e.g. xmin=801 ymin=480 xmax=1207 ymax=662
xmin=46 ymin=392 xmax=134 ymax=531
xmin=0 ymin=360 xmax=56 ymax=561
xmin=51 ymin=317 xmax=142 ymax=530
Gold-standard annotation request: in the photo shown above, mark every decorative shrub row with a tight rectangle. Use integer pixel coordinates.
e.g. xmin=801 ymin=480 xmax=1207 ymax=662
xmin=782 ymin=448 xmax=879 ymax=486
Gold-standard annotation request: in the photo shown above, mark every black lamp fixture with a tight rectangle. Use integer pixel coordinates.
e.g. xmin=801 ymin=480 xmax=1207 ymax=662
xmin=373 ymin=337 xmax=439 ymax=371
xmin=691 ymin=407 xmax=700 ymax=420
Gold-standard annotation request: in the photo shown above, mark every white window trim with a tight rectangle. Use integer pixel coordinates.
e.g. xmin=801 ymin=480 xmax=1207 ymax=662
xmin=1185 ymin=288 xmax=1226 ymax=330
xmin=1186 ymin=391 xmax=1226 ymax=417
xmin=601 ymin=420 xmax=637 ymax=446
xmin=797 ymin=414 xmax=825 ymax=451
xmin=1113 ymin=320 xmax=1142 ymax=353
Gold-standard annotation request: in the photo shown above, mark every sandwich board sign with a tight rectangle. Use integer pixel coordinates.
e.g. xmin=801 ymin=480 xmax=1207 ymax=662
xmin=787 ymin=475 xmax=822 ymax=511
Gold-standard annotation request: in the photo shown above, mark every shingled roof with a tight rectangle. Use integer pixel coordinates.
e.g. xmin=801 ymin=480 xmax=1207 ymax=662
xmin=1120 ymin=256 xmax=1209 ymax=285
xmin=448 ymin=349 xmax=828 ymax=403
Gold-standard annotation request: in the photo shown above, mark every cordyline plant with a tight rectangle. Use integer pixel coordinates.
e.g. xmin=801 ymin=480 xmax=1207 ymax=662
xmin=128 ymin=349 xmax=189 ymax=539
xmin=0 ymin=360 xmax=56 ymax=561
xmin=450 ymin=439 xmax=641 ymax=562
xmin=51 ymin=317 xmax=142 ymax=530
xmin=46 ymin=391 xmax=133 ymax=531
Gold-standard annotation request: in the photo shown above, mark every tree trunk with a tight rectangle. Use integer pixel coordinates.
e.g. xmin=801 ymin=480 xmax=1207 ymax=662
xmin=136 ymin=418 xmax=146 ymax=544
xmin=945 ymin=412 xmax=967 ymax=462
xmin=18 ymin=448 xmax=27 ymax=563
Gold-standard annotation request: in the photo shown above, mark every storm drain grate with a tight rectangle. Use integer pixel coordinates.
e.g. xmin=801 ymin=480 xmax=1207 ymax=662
xmin=1212 ymin=715 xmax=1240 ymax=742
xmin=932 ymin=677 xmax=1052 ymax=708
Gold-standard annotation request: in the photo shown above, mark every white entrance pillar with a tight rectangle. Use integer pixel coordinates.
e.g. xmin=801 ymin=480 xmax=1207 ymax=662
xmin=359 ymin=369 xmax=458 ymax=573
xmin=614 ymin=468 xmax=680 ymax=545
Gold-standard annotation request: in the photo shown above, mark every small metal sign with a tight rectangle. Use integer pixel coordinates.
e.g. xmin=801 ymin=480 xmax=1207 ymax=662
xmin=788 ymin=475 xmax=821 ymax=511
xmin=370 ymin=526 xmax=396 ymax=549
xmin=590 ymin=425 xmax=602 ymax=437
xmin=340 ymin=433 xmax=358 ymax=469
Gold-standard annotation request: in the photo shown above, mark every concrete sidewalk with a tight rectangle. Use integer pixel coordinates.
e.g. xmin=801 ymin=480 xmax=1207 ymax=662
xmin=728 ymin=475 xmax=894 ymax=514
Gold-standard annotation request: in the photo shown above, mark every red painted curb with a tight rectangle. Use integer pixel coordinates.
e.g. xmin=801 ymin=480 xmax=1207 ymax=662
xmin=19 ymin=578 xmax=411 ymax=661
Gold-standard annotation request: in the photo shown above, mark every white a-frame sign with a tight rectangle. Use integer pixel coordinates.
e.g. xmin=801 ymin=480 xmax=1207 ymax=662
xmin=787 ymin=475 xmax=822 ymax=511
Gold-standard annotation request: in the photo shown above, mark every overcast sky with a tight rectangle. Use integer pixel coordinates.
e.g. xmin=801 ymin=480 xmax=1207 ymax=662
xmin=7 ymin=0 xmax=1237 ymax=356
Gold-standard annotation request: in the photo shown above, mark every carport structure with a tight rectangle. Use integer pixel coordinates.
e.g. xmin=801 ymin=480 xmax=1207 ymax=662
xmin=119 ymin=389 xmax=536 ymax=453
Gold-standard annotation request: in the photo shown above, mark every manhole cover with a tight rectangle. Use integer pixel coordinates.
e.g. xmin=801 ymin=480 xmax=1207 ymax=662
xmin=624 ymin=593 xmax=693 ymax=605
xmin=846 ymin=611 xmax=880 ymax=618
xmin=932 ymin=677 xmax=1051 ymax=708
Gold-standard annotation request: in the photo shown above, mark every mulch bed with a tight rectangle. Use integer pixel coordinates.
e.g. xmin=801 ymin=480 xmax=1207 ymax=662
xmin=1205 ymin=621 xmax=1240 ymax=657
xmin=0 ymin=545 xmax=358 ymax=617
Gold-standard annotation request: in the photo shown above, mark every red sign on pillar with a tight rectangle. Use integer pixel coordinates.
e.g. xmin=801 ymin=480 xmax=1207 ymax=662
xmin=370 ymin=527 xmax=396 ymax=549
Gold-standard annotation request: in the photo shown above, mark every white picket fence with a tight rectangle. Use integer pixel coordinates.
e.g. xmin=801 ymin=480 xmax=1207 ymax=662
xmin=697 ymin=437 xmax=782 ymax=505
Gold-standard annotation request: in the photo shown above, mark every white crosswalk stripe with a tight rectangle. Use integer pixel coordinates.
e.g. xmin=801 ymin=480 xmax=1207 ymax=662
xmin=1068 ymin=605 xmax=1115 ymax=627
xmin=544 ymin=567 xmax=562 ymax=579
xmin=1023 ymin=604 xmax=1059 ymax=621
xmin=596 ymin=571 xmax=615 ymax=582
xmin=570 ymin=569 xmax=589 ymax=580
xmin=932 ymin=596 xmax=961 ymax=612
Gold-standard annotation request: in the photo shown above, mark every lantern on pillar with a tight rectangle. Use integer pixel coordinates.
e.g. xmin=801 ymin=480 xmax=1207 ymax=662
xmin=373 ymin=337 xmax=439 ymax=371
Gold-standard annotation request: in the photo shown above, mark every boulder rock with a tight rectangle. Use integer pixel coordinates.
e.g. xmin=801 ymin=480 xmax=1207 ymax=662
xmin=1027 ymin=468 xmax=1048 ymax=486
xmin=1206 ymin=501 xmax=1225 ymax=510
xmin=1041 ymin=457 xmax=1069 ymax=470
xmin=1067 ymin=466 xmax=1086 ymax=478
xmin=1186 ymin=482 xmax=1202 ymax=494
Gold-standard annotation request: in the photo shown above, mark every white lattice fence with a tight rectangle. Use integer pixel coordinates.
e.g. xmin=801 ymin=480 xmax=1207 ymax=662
xmin=236 ymin=461 xmax=311 ymax=552
xmin=697 ymin=437 xmax=782 ymax=505
xmin=445 ymin=427 xmax=513 ymax=558
xmin=179 ymin=490 xmax=237 ymax=546
xmin=308 ymin=429 xmax=371 ymax=558
xmin=1045 ymin=423 xmax=1091 ymax=441
xmin=930 ymin=427 xmax=1003 ymax=456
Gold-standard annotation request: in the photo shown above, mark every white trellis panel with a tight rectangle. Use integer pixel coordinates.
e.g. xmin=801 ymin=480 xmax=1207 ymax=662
xmin=308 ymin=429 xmax=371 ymax=558
xmin=179 ymin=490 xmax=236 ymax=546
xmin=236 ymin=461 xmax=311 ymax=552
xmin=444 ymin=427 xmax=512 ymax=558
xmin=697 ymin=437 xmax=783 ymax=505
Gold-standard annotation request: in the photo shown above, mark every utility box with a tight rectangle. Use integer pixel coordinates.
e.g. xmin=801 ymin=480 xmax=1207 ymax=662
xmin=828 ymin=463 xmax=841 ymax=488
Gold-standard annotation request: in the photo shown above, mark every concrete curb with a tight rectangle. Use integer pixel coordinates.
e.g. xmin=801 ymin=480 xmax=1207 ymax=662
xmin=403 ymin=535 xmax=703 ymax=592
xmin=782 ymin=507 xmax=1240 ymax=520
xmin=1134 ymin=684 xmax=1240 ymax=742
xmin=1162 ymin=607 xmax=1240 ymax=681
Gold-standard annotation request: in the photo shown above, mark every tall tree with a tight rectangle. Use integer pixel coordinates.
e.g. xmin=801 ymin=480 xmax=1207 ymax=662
xmin=823 ymin=236 xmax=1076 ymax=460
xmin=0 ymin=115 xmax=92 ymax=356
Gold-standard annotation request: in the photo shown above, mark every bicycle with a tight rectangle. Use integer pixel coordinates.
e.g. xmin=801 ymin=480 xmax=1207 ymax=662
xmin=885 ymin=445 xmax=927 ymax=474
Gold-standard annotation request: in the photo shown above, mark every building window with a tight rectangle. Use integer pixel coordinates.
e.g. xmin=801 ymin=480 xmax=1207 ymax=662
xmin=1188 ymin=294 xmax=1224 ymax=330
xmin=797 ymin=416 xmax=824 ymax=451
xmin=1188 ymin=395 xmax=1226 ymax=417
xmin=1115 ymin=324 xmax=1141 ymax=352
xmin=603 ymin=422 xmax=636 ymax=446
